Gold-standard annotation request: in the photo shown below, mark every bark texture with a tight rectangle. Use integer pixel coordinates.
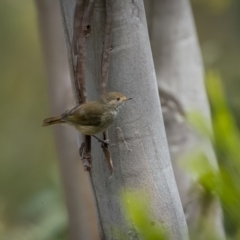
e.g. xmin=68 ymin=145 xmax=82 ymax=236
xmin=60 ymin=0 xmax=189 ymax=239
xmin=35 ymin=1 xmax=99 ymax=239
xmin=144 ymin=0 xmax=225 ymax=238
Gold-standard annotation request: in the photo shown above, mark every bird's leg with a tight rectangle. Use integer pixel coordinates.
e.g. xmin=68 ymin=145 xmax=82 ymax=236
xmin=92 ymin=135 xmax=109 ymax=145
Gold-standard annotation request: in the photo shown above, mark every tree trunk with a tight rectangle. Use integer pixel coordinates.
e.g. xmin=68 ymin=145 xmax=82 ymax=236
xmin=35 ymin=1 xmax=99 ymax=239
xmin=59 ymin=0 xmax=189 ymax=239
xmin=144 ymin=0 xmax=225 ymax=238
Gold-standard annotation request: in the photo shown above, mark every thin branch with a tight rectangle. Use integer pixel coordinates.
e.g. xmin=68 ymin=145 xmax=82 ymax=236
xmin=82 ymin=0 xmax=95 ymax=37
xmin=101 ymin=0 xmax=113 ymax=95
xmin=101 ymin=0 xmax=114 ymax=176
xmin=77 ymin=0 xmax=95 ymax=103
xmin=79 ymin=142 xmax=92 ymax=171
xmin=72 ymin=0 xmax=95 ymax=171
xmin=76 ymin=27 xmax=87 ymax=103
xmin=101 ymin=131 xmax=114 ymax=178
xmin=79 ymin=1 xmax=95 ymax=169
xmin=72 ymin=0 xmax=85 ymax=104
xmin=72 ymin=0 xmax=85 ymax=56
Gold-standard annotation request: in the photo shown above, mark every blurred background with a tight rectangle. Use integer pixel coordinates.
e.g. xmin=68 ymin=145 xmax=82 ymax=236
xmin=0 ymin=1 xmax=68 ymax=239
xmin=0 ymin=0 xmax=239 ymax=239
xmin=191 ymin=0 xmax=240 ymax=125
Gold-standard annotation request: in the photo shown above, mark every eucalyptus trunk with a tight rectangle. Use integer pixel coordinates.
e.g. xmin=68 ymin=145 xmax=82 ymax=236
xmin=144 ymin=0 xmax=225 ymax=238
xmin=59 ymin=0 xmax=189 ymax=239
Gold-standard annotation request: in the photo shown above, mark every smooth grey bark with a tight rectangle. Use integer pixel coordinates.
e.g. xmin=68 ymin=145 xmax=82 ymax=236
xmin=59 ymin=0 xmax=189 ymax=239
xmin=35 ymin=1 xmax=99 ymax=239
xmin=144 ymin=0 xmax=225 ymax=238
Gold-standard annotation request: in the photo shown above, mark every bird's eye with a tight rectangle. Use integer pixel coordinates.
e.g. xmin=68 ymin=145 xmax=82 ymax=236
xmin=116 ymin=98 xmax=120 ymax=101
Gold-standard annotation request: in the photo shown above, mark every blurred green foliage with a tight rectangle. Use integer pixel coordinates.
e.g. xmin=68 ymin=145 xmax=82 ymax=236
xmin=121 ymin=190 xmax=166 ymax=240
xmin=187 ymin=71 xmax=240 ymax=239
xmin=0 ymin=0 xmax=68 ymax=239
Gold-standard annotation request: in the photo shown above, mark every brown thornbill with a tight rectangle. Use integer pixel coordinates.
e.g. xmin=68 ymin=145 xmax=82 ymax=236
xmin=42 ymin=92 xmax=132 ymax=136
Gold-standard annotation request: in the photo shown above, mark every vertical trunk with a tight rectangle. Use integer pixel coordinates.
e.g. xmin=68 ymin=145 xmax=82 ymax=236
xmin=35 ymin=1 xmax=99 ymax=239
xmin=60 ymin=0 xmax=189 ymax=239
xmin=144 ymin=0 xmax=225 ymax=238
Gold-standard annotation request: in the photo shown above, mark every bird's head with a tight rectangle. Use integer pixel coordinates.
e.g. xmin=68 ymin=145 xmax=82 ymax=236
xmin=101 ymin=92 xmax=132 ymax=110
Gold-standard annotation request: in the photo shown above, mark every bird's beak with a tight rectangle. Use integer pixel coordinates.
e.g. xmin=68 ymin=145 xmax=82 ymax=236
xmin=124 ymin=97 xmax=132 ymax=101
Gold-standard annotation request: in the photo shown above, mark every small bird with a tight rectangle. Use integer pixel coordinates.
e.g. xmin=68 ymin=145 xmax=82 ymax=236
xmin=42 ymin=92 xmax=132 ymax=137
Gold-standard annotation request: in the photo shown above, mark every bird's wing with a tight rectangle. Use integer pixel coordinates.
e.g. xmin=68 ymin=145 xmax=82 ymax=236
xmin=62 ymin=102 xmax=103 ymax=126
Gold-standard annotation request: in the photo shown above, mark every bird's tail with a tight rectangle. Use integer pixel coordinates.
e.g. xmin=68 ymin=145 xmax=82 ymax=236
xmin=42 ymin=116 xmax=64 ymax=126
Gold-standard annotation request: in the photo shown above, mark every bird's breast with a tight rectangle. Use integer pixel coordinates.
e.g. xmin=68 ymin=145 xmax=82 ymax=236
xmin=101 ymin=110 xmax=118 ymax=125
xmin=110 ymin=109 xmax=118 ymax=118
